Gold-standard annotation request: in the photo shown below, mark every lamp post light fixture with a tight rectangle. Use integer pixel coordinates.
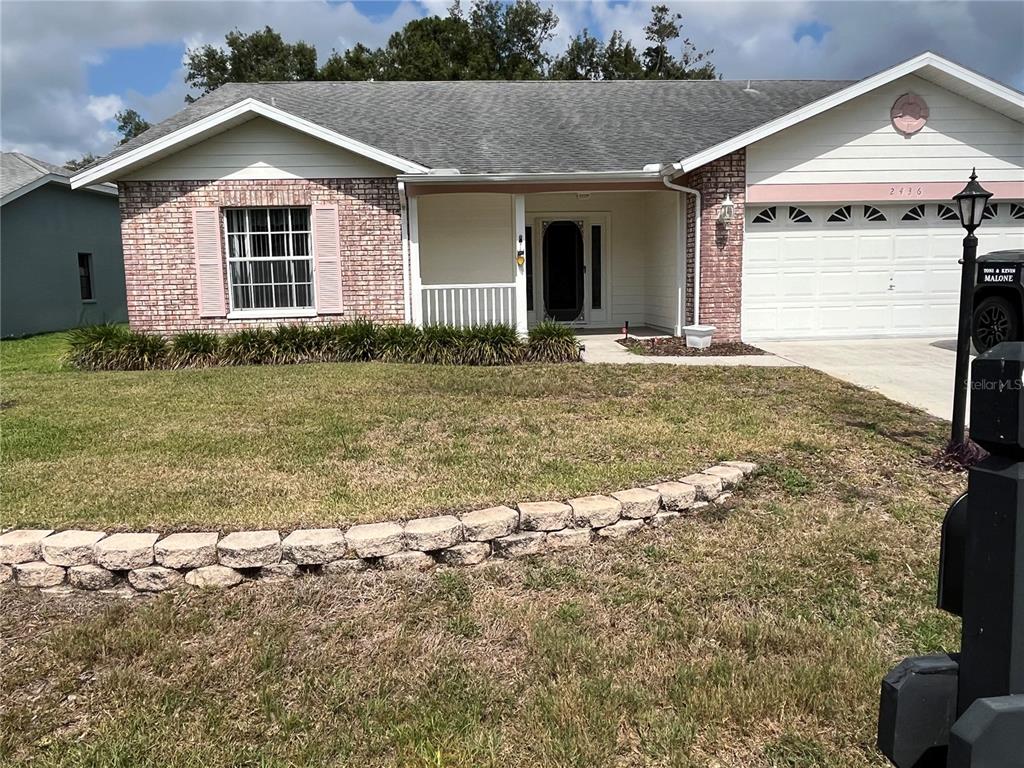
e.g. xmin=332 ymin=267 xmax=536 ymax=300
xmin=950 ymin=169 xmax=994 ymax=447
xmin=718 ymin=195 xmax=735 ymax=222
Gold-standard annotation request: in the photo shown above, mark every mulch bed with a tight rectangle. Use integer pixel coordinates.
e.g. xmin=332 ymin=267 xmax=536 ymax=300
xmin=618 ymin=337 xmax=767 ymax=357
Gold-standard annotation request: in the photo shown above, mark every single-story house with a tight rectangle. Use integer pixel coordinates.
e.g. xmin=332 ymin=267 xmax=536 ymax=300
xmin=2 ymin=153 xmax=127 ymax=338
xmin=71 ymin=52 xmax=1024 ymax=342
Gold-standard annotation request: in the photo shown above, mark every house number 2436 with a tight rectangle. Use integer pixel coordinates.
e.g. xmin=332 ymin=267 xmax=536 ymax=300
xmin=890 ymin=185 xmax=924 ymax=197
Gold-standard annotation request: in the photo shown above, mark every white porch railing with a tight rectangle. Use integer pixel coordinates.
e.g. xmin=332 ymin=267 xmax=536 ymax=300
xmin=420 ymin=283 xmax=517 ymax=328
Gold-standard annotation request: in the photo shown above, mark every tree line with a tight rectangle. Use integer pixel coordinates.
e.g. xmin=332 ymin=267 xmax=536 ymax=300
xmin=68 ymin=2 xmax=715 ymax=168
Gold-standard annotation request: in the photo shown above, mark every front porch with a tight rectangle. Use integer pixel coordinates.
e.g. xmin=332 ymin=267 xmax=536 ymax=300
xmin=405 ymin=187 xmax=688 ymax=336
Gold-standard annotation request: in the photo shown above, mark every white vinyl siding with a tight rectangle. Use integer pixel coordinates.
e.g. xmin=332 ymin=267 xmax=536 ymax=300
xmin=418 ymin=193 xmax=514 ymax=285
xmin=642 ymin=190 xmax=681 ymax=332
xmin=123 ymin=117 xmax=397 ymax=181
xmin=747 ymin=74 xmax=1024 ymax=187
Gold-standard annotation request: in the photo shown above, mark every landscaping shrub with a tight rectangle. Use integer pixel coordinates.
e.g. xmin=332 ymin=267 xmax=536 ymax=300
xmin=377 ymin=324 xmax=423 ymax=363
xmin=525 ymin=321 xmax=584 ymax=363
xmin=168 ymin=331 xmax=220 ymax=368
xmin=65 ymin=324 xmax=132 ymax=370
xmin=418 ymin=324 xmax=464 ymax=365
xmin=332 ymin=317 xmax=379 ymax=362
xmin=65 ymin=325 xmax=168 ymax=370
xmin=460 ymin=323 xmax=524 ymax=366
xmin=66 ymin=321 xmax=582 ymax=370
xmin=219 ymin=329 xmax=277 ymax=366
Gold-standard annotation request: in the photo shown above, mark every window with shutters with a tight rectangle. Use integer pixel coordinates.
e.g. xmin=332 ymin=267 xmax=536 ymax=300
xmin=225 ymin=207 xmax=314 ymax=311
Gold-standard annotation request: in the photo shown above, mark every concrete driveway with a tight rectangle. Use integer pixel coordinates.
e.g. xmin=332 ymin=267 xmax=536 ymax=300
xmin=757 ymin=338 xmax=963 ymax=421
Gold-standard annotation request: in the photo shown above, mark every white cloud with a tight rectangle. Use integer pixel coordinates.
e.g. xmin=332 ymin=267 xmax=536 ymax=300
xmin=85 ymin=94 xmax=125 ymax=122
xmin=1 ymin=1 xmax=1021 ymax=166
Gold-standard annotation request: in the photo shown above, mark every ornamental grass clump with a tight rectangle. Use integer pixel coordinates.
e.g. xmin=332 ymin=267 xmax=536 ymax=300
xmin=525 ymin=321 xmax=584 ymax=363
xmin=417 ymin=324 xmax=464 ymax=365
xmin=65 ymin=325 xmax=168 ymax=370
xmin=459 ymin=323 xmax=524 ymax=366
xmin=65 ymin=320 xmax=581 ymax=370
xmin=219 ymin=329 xmax=277 ymax=366
xmin=168 ymin=331 xmax=220 ymax=368
xmin=377 ymin=324 xmax=423 ymax=363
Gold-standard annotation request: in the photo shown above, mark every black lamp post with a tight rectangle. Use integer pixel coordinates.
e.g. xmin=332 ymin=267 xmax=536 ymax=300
xmin=949 ymin=169 xmax=993 ymax=446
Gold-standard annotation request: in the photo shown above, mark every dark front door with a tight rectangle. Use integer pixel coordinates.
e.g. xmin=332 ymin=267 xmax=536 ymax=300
xmin=542 ymin=220 xmax=584 ymax=322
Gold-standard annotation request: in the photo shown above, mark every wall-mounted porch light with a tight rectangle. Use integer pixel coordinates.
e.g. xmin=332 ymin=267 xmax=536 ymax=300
xmin=516 ymin=234 xmax=526 ymax=266
xmin=718 ymin=195 xmax=735 ymax=222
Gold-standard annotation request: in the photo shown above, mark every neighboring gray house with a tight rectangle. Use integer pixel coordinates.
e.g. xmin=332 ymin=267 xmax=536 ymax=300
xmin=1 ymin=152 xmax=126 ymax=338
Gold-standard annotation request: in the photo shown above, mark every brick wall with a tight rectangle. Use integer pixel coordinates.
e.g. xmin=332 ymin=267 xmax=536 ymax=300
xmin=119 ymin=178 xmax=404 ymax=334
xmin=678 ymin=149 xmax=746 ymax=341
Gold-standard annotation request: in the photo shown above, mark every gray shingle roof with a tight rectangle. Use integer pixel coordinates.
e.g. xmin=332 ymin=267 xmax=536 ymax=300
xmin=1 ymin=152 xmax=71 ymax=198
xmin=104 ymin=79 xmax=854 ymax=175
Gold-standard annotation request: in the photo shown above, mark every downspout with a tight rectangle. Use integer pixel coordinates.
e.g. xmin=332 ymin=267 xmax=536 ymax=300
xmin=661 ymin=173 xmax=701 ymax=327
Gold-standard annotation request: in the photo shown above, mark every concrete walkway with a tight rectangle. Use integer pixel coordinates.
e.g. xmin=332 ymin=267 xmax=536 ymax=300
xmin=758 ymin=338 xmax=963 ymax=421
xmin=580 ymin=331 xmax=799 ymax=367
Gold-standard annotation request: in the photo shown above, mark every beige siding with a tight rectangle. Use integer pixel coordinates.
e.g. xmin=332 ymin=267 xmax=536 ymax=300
xmin=123 ymin=117 xmax=397 ymax=181
xmin=748 ymin=74 xmax=1024 ymax=186
xmin=642 ymin=191 xmax=681 ymax=331
xmin=418 ymin=193 xmax=514 ymax=284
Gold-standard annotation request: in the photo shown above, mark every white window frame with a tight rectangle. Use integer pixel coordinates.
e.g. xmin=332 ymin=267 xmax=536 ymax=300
xmin=223 ymin=206 xmax=317 ymax=319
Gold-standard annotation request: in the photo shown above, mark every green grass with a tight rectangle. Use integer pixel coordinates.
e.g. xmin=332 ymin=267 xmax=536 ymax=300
xmin=2 ymin=332 xmax=953 ymax=532
xmin=0 ymin=331 xmax=968 ymax=766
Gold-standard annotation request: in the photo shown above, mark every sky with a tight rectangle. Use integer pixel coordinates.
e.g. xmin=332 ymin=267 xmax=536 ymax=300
xmin=1 ymin=0 xmax=1022 ymax=166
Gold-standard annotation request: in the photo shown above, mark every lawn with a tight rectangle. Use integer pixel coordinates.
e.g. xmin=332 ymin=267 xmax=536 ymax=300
xmin=0 ymin=331 xmax=966 ymax=767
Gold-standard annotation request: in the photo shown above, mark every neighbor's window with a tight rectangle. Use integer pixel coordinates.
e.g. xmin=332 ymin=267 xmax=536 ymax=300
xmin=591 ymin=225 xmax=602 ymax=310
xmin=78 ymin=253 xmax=93 ymax=301
xmin=225 ymin=207 xmax=313 ymax=311
xmin=525 ymin=225 xmax=533 ymax=311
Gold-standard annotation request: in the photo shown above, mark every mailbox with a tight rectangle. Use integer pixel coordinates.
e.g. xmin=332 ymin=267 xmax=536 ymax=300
xmin=969 ymin=342 xmax=1024 ymax=459
xmin=879 ymin=342 xmax=1024 ymax=767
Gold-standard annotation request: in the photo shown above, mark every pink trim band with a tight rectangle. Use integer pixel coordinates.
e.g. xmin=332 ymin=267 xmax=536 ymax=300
xmin=746 ymin=181 xmax=1024 ymax=204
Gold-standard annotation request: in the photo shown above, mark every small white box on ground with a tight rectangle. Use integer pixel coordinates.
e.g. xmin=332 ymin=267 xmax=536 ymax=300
xmin=683 ymin=324 xmax=716 ymax=350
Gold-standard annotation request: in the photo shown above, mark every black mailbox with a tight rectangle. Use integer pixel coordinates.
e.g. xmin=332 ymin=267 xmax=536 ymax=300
xmin=969 ymin=342 xmax=1024 ymax=459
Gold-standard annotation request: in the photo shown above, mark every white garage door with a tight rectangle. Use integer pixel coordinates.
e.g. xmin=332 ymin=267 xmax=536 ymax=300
xmin=742 ymin=201 xmax=1024 ymax=340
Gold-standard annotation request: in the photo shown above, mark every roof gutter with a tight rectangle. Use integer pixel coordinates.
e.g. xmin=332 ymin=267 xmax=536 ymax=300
xmin=660 ymin=167 xmax=702 ymax=327
xmin=397 ymin=169 xmax=661 ymax=184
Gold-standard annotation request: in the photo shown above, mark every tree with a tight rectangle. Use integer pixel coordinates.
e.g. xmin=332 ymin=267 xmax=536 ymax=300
xmin=319 ymin=43 xmax=385 ymax=81
xmin=115 ymin=108 xmax=150 ymax=144
xmin=600 ymin=31 xmax=645 ymax=80
xmin=467 ymin=0 xmax=558 ymax=79
xmin=550 ymin=29 xmax=603 ymax=80
xmin=640 ymin=5 xmax=716 ymax=80
xmin=185 ymin=26 xmax=318 ymax=100
xmin=64 ymin=153 xmax=98 ymax=172
xmin=381 ymin=15 xmax=477 ymax=80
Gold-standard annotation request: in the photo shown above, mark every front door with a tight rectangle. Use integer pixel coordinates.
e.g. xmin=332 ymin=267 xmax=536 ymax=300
xmin=541 ymin=219 xmax=585 ymax=322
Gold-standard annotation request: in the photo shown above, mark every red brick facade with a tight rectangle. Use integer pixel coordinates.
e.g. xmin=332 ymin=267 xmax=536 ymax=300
xmin=119 ymin=178 xmax=404 ymax=334
xmin=679 ymin=149 xmax=746 ymax=341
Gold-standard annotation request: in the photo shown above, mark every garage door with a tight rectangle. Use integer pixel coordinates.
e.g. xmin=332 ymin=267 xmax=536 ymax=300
xmin=742 ymin=201 xmax=1024 ymax=340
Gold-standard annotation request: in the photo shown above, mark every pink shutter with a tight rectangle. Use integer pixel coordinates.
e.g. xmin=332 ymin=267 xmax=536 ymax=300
xmin=313 ymin=204 xmax=343 ymax=314
xmin=192 ymin=208 xmax=227 ymax=317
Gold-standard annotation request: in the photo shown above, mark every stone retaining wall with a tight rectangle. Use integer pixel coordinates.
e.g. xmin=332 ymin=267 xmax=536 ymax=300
xmin=0 ymin=461 xmax=756 ymax=595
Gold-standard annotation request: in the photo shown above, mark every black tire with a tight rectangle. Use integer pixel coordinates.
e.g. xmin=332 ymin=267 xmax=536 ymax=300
xmin=972 ymin=295 xmax=1020 ymax=353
